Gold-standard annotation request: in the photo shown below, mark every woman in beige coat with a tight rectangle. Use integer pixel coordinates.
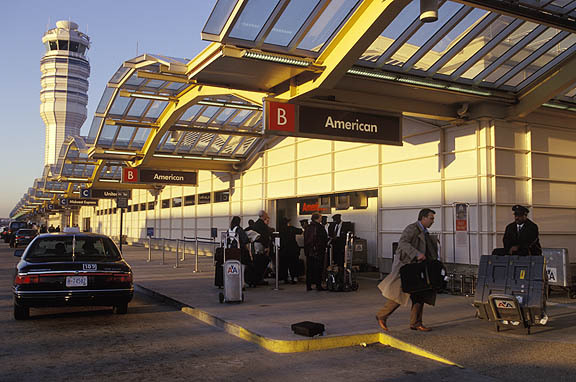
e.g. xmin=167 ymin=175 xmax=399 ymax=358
xmin=377 ymin=208 xmax=438 ymax=331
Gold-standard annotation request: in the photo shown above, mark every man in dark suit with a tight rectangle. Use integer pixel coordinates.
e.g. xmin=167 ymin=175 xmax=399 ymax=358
xmin=304 ymin=213 xmax=329 ymax=291
xmin=327 ymin=214 xmax=352 ymax=267
xmin=503 ymin=205 xmax=541 ymax=256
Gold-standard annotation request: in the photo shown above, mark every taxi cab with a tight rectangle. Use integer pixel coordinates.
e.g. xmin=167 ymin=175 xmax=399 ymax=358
xmin=12 ymin=232 xmax=133 ymax=320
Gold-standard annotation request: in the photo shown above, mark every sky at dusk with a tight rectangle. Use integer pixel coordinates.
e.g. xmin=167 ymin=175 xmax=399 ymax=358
xmin=0 ymin=0 xmax=217 ymax=217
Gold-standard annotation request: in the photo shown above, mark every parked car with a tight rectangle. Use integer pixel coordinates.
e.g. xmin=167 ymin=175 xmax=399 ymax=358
xmin=0 ymin=226 xmax=7 ymax=241
xmin=11 ymin=229 xmax=38 ymax=248
xmin=12 ymin=233 xmax=133 ymax=320
xmin=4 ymin=221 xmax=29 ymax=244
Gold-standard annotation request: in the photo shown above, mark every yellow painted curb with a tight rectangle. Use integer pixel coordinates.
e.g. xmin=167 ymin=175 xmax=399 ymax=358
xmin=180 ymin=306 xmax=461 ymax=367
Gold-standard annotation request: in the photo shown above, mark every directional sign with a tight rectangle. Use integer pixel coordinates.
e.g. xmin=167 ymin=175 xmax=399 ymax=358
xmin=80 ymin=188 xmax=92 ymax=198
xmin=47 ymin=204 xmax=54 ymax=210
xmin=116 ymin=197 xmax=128 ymax=209
xmin=92 ymin=189 xmax=131 ymax=199
xmin=59 ymin=198 xmax=68 ymax=206
xmin=123 ymin=168 xmax=198 ymax=186
xmin=66 ymin=199 xmax=98 ymax=206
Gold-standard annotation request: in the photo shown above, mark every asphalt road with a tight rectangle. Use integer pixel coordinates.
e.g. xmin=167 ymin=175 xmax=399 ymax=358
xmin=0 ymin=243 xmax=493 ymax=382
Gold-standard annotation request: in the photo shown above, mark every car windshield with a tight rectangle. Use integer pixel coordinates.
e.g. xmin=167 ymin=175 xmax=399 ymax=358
xmin=10 ymin=222 xmax=28 ymax=230
xmin=17 ymin=230 xmax=36 ymax=235
xmin=25 ymin=236 xmax=122 ymax=261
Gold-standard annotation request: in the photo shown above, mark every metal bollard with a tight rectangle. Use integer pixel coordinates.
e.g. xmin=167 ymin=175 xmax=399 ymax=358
xmin=273 ymin=236 xmax=280 ymax=291
xmin=162 ymin=238 xmax=166 ymax=265
xmin=147 ymin=236 xmax=151 ymax=262
xmin=181 ymin=240 xmax=186 ymax=261
xmin=193 ymin=239 xmax=200 ymax=273
xmin=174 ymin=239 xmax=179 ymax=268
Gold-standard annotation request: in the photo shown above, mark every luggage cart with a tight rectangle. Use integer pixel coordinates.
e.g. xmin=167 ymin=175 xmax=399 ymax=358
xmin=326 ymin=232 xmax=358 ymax=292
xmin=474 ymin=254 xmax=548 ymax=334
xmin=218 ymin=231 xmax=244 ymax=304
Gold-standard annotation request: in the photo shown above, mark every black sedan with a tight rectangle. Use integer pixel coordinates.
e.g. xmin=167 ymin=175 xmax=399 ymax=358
xmin=12 ymin=233 xmax=133 ymax=320
xmin=11 ymin=228 xmax=38 ymax=248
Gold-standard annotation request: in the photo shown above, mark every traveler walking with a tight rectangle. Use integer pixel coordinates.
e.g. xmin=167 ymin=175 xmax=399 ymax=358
xmin=376 ymin=208 xmax=439 ymax=332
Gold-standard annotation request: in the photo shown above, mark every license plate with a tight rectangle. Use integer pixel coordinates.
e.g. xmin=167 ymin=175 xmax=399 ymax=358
xmin=66 ymin=276 xmax=87 ymax=287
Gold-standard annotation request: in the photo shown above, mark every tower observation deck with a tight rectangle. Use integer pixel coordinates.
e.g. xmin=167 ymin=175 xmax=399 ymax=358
xmin=41 ymin=20 xmax=90 ymax=167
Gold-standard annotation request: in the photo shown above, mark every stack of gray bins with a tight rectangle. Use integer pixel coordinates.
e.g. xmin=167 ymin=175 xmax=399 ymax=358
xmin=474 ymin=255 xmax=547 ymax=334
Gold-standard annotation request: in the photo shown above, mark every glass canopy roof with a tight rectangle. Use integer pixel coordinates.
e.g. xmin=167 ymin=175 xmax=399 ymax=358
xmin=203 ymin=0 xmax=576 ymax=100
xmin=89 ymin=54 xmax=265 ymax=161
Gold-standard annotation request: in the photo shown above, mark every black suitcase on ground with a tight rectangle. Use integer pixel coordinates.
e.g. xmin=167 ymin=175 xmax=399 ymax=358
xmin=400 ymin=260 xmax=445 ymax=293
xmin=291 ymin=321 xmax=325 ymax=337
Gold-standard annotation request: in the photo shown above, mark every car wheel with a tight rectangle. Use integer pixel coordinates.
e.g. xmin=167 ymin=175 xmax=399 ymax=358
xmin=14 ymin=304 xmax=30 ymax=320
xmin=114 ymin=303 xmax=128 ymax=314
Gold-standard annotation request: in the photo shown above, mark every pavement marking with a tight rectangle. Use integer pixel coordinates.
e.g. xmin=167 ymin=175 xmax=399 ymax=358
xmin=136 ymin=284 xmax=461 ymax=366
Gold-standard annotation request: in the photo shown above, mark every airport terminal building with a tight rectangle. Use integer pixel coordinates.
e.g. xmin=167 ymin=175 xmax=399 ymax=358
xmin=12 ymin=0 xmax=576 ymax=271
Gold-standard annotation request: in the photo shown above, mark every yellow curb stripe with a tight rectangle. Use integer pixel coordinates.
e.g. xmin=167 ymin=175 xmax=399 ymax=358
xmin=180 ymin=306 xmax=461 ymax=367
xmin=379 ymin=333 xmax=462 ymax=368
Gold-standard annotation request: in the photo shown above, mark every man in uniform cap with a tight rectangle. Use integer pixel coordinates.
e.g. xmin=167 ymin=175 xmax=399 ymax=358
xmin=503 ymin=205 xmax=542 ymax=255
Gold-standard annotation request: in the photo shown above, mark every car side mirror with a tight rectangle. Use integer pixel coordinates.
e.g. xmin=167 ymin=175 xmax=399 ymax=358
xmin=14 ymin=249 xmax=24 ymax=258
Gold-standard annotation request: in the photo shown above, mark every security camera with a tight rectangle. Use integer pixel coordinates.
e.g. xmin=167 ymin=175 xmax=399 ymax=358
xmin=420 ymin=0 xmax=438 ymax=23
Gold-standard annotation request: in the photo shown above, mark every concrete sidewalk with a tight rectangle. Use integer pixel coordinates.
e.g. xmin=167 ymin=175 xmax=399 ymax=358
xmin=123 ymin=245 xmax=576 ymax=361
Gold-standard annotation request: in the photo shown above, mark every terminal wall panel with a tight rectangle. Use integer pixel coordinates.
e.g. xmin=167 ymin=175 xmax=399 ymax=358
xmin=297 ymin=155 xmax=331 ymax=177
xmin=532 ymin=155 xmax=576 ymax=181
xmin=334 ymin=146 xmax=378 ymax=171
xmin=183 ymin=218 xmax=196 ymax=229
xmin=242 ymin=200 xmax=265 ymax=216
xmin=297 ymin=174 xmax=332 ymax=196
xmin=212 ymin=203 xmax=229 ymax=217
xmin=212 ymin=216 xmax=229 ymax=230
xmin=268 ymin=180 xmax=295 ymax=199
xmin=444 ymin=125 xmax=477 ymax=152
xmin=494 ymin=150 xmax=527 ymax=177
xmin=334 ymin=141 xmax=367 ymax=151
xmin=494 ymin=122 xmax=527 ymax=150
xmin=243 ymin=168 xmax=263 ymax=186
xmin=495 ymin=178 xmax=528 ymax=204
xmin=381 ymin=157 xmax=440 ymax=183
xmin=443 ymin=151 xmax=477 ymax=178
xmin=534 ymin=207 xmax=576 ymax=233
xmin=334 ymin=166 xmax=378 ymax=191
xmin=380 ymin=208 xmax=423 ymax=231
xmin=267 ymin=163 xmax=295 ymax=182
xmin=532 ymin=128 xmax=576 ymax=155
xmin=297 ymin=139 xmax=331 ymax=160
xmin=243 ymin=184 xmax=263 ymax=200
xmin=444 ymin=178 xmax=478 ymax=203
xmin=196 ymin=217 xmax=212 ymax=230
xmin=533 ymin=181 xmax=576 ymax=206
xmin=231 ymin=202 xmax=242 ymax=216
xmin=267 ymin=145 xmax=295 ymax=165
xmin=197 ymin=171 xmax=212 ymax=193
xmin=380 ymin=182 xmax=442 ymax=207
xmin=381 ymin=132 xmax=439 ymax=162
xmin=183 ymin=206 xmax=196 ymax=218
xmin=274 ymin=136 xmax=296 ymax=148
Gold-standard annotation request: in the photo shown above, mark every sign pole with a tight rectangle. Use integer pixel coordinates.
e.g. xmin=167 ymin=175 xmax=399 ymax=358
xmin=119 ymin=206 xmax=123 ymax=252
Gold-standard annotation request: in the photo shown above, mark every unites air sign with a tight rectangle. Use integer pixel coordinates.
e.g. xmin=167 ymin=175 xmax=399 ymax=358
xmin=265 ymin=101 xmax=402 ymax=145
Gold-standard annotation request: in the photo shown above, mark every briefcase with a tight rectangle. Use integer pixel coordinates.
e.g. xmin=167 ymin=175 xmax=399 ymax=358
xmin=400 ymin=260 xmax=445 ymax=293
xmin=291 ymin=321 xmax=325 ymax=337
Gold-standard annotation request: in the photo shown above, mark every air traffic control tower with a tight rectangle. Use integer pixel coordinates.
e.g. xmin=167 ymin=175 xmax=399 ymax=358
xmin=41 ymin=21 xmax=90 ymax=167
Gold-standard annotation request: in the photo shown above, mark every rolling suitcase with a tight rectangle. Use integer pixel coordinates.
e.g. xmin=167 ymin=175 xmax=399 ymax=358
xmin=474 ymin=255 xmax=548 ymax=334
xmin=218 ymin=230 xmax=245 ymax=303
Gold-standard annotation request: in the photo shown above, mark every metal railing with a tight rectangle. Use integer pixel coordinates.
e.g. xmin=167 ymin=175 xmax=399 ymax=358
xmin=142 ymin=236 xmax=218 ymax=272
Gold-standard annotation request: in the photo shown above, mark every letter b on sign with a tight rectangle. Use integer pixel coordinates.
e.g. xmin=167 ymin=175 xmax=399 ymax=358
xmin=122 ymin=167 xmax=138 ymax=183
xmin=267 ymin=101 xmax=295 ymax=132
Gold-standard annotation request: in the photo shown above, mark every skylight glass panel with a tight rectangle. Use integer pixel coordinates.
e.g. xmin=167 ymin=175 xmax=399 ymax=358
xmin=387 ymin=2 xmax=463 ymax=68
xmin=229 ymin=0 xmax=281 ymax=41
xmin=203 ymin=0 xmax=239 ymax=35
xmin=505 ymin=34 xmax=576 ymax=88
xmin=88 ymin=117 xmax=103 ymax=139
xmin=132 ymin=128 xmax=151 ymax=148
xmin=108 ymin=96 xmax=131 ymax=115
xmin=264 ymin=0 xmax=321 ymax=46
xmin=437 ymin=15 xmax=515 ymax=75
xmin=196 ymin=106 xmax=219 ymax=123
xmin=461 ymin=21 xmax=539 ymax=79
xmin=125 ymin=73 xmax=146 ymax=86
xmin=179 ymin=105 xmax=202 ymax=122
xmin=230 ymin=109 xmax=252 ymax=125
xmin=96 ymin=88 xmax=115 ymax=114
xmin=413 ymin=8 xmax=489 ymax=71
xmin=298 ymin=0 xmax=360 ymax=52
xmin=97 ymin=125 xmax=118 ymax=146
xmin=126 ymin=98 xmax=151 ymax=118
xmin=144 ymin=79 xmax=167 ymax=89
xmin=115 ymin=126 xmax=136 ymax=147
xmin=144 ymin=100 xmax=168 ymax=119
xmin=215 ymin=108 xmax=236 ymax=123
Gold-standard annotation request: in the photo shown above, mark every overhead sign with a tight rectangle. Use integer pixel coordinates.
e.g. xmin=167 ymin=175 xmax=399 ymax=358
xmin=265 ymin=100 xmax=402 ymax=145
xmin=122 ymin=167 xmax=198 ymax=186
xmin=83 ymin=189 xmax=131 ymax=199
xmin=69 ymin=199 xmax=99 ymax=206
